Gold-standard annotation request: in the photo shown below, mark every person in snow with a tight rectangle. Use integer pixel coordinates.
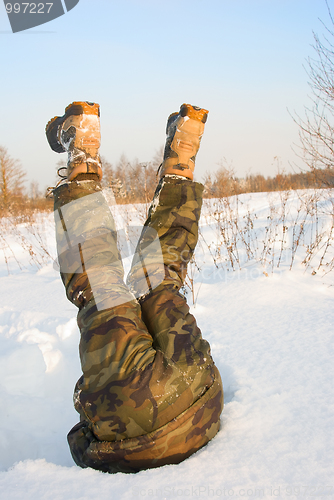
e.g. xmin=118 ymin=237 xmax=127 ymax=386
xmin=45 ymin=101 xmax=223 ymax=473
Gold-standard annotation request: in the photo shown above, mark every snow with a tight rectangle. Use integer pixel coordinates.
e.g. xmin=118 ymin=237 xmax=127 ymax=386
xmin=0 ymin=191 xmax=333 ymax=499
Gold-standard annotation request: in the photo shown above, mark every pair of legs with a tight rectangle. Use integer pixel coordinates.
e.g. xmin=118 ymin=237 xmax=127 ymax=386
xmin=49 ymin=103 xmax=223 ymax=473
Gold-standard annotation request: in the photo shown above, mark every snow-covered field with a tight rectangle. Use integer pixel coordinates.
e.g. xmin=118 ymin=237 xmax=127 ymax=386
xmin=0 ymin=191 xmax=333 ymax=500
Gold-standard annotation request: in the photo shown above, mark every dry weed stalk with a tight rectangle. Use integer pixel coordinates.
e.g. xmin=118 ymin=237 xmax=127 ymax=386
xmin=196 ymin=187 xmax=334 ymax=281
xmin=1 ymin=188 xmax=333 ymax=290
xmin=0 ymin=210 xmax=54 ymax=273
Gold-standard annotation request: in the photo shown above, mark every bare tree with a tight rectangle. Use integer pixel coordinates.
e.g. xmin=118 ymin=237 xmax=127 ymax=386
xmin=292 ymin=1 xmax=334 ymax=183
xmin=151 ymin=145 xmax=164 ymax=170
xmin=0 ymin=146 xmax=26 ymax=214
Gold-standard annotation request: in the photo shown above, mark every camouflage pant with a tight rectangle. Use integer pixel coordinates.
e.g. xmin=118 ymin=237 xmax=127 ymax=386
xmin=54 ymin=175 xmax=223 ymax=473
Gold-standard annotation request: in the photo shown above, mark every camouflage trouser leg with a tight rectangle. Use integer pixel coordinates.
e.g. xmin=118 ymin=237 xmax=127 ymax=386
xmin=54 ymin=176 xmax=223 ymax=473
xmin=128 ymin=176 xmax=215 ymax=384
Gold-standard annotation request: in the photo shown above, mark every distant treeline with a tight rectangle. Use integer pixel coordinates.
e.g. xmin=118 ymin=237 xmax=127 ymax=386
xmin=203 ymin=166 xmax=334 ymax=198
xmin=101 ymin=156 xmax=334 ymax=202
xmin=1 ymin=144 xmax=333 ymax=218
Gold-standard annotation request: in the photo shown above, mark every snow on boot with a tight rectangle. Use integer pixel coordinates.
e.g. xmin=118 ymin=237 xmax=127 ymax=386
xmin=45 ymin=101 xmax=102 ymax=182
xmin=158 ymin=103 xmax=208 ymax=180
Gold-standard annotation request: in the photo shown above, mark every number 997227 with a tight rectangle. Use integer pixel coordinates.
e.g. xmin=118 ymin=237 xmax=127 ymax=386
xmin=5 ymin=3 xmax=53 ymax=14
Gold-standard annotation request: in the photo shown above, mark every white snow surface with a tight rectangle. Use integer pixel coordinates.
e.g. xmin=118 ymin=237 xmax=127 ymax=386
xmin=0 ymin=192 xmax=333 ymax=499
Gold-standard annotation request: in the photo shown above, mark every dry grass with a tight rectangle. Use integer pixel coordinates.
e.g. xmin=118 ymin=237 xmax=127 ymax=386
xmin=1 ymin=189 xmax=333 ymax=304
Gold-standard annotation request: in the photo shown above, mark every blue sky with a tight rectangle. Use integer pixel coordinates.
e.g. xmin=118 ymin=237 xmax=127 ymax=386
xmin=0 ymin=0 xmax=333 ymax=190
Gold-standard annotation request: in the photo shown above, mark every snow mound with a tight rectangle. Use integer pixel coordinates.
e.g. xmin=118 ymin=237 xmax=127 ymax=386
xmin=0 ymin=192 xmax=333 ymax=499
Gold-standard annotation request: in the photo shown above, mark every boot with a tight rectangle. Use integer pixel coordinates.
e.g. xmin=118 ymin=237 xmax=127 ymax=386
xmin=159 ymin=103 xmax=208 ymax=180
xmin=46 ymin=101 xmax=102 ymax=182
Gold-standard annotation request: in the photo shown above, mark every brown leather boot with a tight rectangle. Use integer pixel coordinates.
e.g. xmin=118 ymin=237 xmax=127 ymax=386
xmin=46 ymin=101 xmax=102 ymax=182
xmin=158 ymin=103 xmax=208 ymax=180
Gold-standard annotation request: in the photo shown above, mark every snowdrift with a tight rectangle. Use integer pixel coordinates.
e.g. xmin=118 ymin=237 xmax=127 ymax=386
xmin=0 ymin=191 xmax=333 ymax=499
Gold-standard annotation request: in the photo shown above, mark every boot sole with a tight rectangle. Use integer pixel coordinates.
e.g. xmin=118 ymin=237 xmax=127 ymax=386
xmin=179 ymin=104 xmax=208 ymax=123
xmin=45 ymin=102 xmax=100 ymax=154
